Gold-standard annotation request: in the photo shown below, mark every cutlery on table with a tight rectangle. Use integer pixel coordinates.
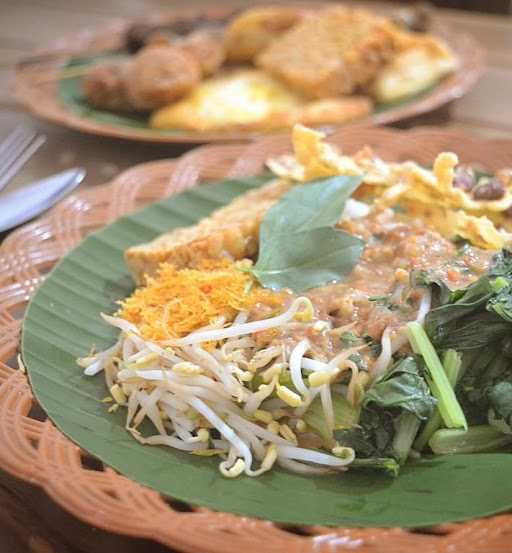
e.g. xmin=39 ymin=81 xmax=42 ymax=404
xmin=0 ymin=168 xmax=86 ymax=232
xmin=0 ymin=126 xmax=47 ymax=193
xmin=0 ymin=126 xmax=86 ymax=232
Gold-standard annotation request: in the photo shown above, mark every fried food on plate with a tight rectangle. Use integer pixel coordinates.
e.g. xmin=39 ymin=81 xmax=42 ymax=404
xmin=150 ymin=69 xmax=302 ymax=132
xmin=82 ymin=5 xmax=459 ymax=131
xmin=299 ymin=97 xmax=373 ymax=126
xmin=178 ymin=29 xmax=225 ymax=76
xmin=150 ymin=69 xmax=373 ymax=132
xmin=125 ymin=179 xmax=292 ymax=284
xmin=83 ymin=61 xmax=132 ymax=111
xmin=256 ymin=7 xmax=397 ymax=98
xmin=224 ymin=5 xmax=306 ymax=63
xmin=83 ymin=44 xmax=201 ymax=111
xmin=370 ymin=35 xmax=458 ymax=103
xmin=124 ymin=44 xmax=201 ymax=110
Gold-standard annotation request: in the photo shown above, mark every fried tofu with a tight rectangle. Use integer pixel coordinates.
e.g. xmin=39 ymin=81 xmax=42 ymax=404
xmin=224 ymin=6 xmax=307 ymax=63
xmin=256 ymin=7 xmax=397 ymax=98
xmin=125 ymin=179 xmax=292 ymax=284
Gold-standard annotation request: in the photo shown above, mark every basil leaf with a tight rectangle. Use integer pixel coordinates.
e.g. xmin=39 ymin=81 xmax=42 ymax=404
xmin=252 ymin=226 xmax=364 ymax=292
xmin=251 ymin=176 xmax=364 ymax=292
xmin=260 ymin=175 xmax=362 ymax=240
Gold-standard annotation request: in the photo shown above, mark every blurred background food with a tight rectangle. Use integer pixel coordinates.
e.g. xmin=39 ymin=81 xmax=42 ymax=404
xmin=81 ymin=4 xmax=458 ymax=132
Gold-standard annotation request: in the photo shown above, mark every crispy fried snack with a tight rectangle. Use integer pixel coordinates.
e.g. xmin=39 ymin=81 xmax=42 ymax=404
xmin=125 ymin=179 xmax=292 ymax=284
xmin=123 ymin=44 xmax=201 ymax=110
xmin=370 ymin=34 xmax=458 ymax=103
xmin=178 ymin=29 xmax=225 ymax=76
xmin=299 ymin=97 xmax=373 ymax=126
xmin=82 ymin=61 xmax=133 ymax=111
xmin=83 ymin=44 xmax=201 ymax=112
xmin=256 ymin=7 xmax=397 ymax=98
xmin=224 ymin=5 xmax=307 ymax=63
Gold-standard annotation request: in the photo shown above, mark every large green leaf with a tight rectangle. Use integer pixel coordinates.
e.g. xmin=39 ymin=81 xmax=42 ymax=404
xmin=251 ymin=176 xmax=365 ymax=292
xmin=22 ymin=175 xmax=512 ymax=527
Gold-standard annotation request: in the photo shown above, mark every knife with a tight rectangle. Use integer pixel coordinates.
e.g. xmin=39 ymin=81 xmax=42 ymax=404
xmin=0 ymin=168 xmax=86 ymax=232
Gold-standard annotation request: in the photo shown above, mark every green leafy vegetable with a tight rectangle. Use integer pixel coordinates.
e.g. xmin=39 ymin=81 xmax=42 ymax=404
xmin=362 ymin=332 xmax=382 ymax=357
xmin=392 ymin=413 xmax=421 ymax=464
xmin=429 ymin=426 xmax=512 ymax=455
xmin=363 ymin=356 xmax=436 ymax=420
xmin=335 ymin=407 xmax=396 ymax=459
xmin=340 ymin=330 xmax=358 ymax=347
xmin=421 ymin=250 xmax=512 ymax=433
xmin=348 ymin=352 xmax=367 ymax=371
xmin=414 ymin=349 xmax=462 ymax=451
xmin=488 ymin=381 xmax=512 ymax=433
xmin=250 ymin=176 xmax=364 ymax=292
xmin=407 ymin=323 xmax=467 ymax=429
xmin=424 ymin=250 xmax=512 ymax=350
xmin=303 ymin=394 xmax=359 ymax=444
xmin=336 ymin=357 xmax=435 ymax=467
xmin=350 ymin=457 xmax=400 ymax=477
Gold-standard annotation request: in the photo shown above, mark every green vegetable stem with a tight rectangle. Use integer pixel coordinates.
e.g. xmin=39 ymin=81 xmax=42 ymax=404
xmin=407 ymin=322 xmax=467 ymax=430
xmin=414 ymin=349 xmax=462 ymax=451
xmin=429 ymin=425 xmax=512 ymax=455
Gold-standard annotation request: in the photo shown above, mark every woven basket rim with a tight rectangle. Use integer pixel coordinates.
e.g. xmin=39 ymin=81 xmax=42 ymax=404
xmin=13 ymin=4 xmax=484 ymax=144
xmin=2 ymin=126 xmax=512 ymax=552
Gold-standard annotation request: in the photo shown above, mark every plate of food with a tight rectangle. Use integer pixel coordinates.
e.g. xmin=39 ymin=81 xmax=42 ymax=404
xmin=15 ymin=4 xmax=483 ymax=143
xmin=7 ymin=125 xmax=512 ymax=548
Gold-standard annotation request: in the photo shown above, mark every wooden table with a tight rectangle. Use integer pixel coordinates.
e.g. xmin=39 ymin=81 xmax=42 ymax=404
xmin=1 ymin=1 xmax=511 ymax=552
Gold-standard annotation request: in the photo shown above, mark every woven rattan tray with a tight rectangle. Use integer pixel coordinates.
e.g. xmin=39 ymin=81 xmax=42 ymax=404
xmin=2 ymin=127 xmax=512 ymax=552
xmin=14 ymin=5 xmax=484 ymax=144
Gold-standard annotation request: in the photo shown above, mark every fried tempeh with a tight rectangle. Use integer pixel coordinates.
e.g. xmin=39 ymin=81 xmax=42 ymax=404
xmin=125 ymin=179 xmax=292 ymax=284
xmin=256 ymin=7 xmax=397 ymax=98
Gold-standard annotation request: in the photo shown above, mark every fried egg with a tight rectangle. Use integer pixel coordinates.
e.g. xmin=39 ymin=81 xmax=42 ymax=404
xmin=150 ymin=69 xmax=302 ymax=132
xmin=150 ymin=70 xmax=373 ymax=132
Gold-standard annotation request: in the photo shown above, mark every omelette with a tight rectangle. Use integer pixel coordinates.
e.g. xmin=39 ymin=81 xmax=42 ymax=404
xmin=149 ymin=69 xmax=372 ymax=132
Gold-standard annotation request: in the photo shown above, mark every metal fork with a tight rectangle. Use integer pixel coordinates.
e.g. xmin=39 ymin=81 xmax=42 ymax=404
xmin=0 ymin=126 xmax=47 ymax=193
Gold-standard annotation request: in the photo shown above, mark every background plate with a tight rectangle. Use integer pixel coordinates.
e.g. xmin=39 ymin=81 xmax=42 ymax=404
xmin=14 ymin=5 xmax=484 ymax=144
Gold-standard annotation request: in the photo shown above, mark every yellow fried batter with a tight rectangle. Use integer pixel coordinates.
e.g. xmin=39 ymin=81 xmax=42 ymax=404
xmin=224 ymin=6 xmax=306 ymax=63
xmin=256 ymin=7 xmax=397 ymax=98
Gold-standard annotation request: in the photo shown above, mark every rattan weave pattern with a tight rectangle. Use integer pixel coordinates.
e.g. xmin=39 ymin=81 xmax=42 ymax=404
xmin=2 ymin=128 xmax=512 ymax=552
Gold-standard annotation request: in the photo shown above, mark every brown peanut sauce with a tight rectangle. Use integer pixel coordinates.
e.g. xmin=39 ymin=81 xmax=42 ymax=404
xmin=249 ymin=206 xmax=494 ymax=361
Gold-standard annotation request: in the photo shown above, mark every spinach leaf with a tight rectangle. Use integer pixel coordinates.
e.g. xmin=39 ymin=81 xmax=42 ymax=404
xmin=350 ymin=457 xmax=400 ymax=477
xmin=488 ymin=286 xmax=512 ymax=322
xmin=335 ymin=407 xmax=396 ymax=459
xmin=335 ymin=357 xmax=435 ymax=468
xmin=488 ymin=381 xmax=512 ymax=431
xmin=340 ymin=330 xmax=358 ymax=347
xmin=421 ymin=249 xmax=512 ymax=430
xmin=424 ymin=249 xmax=512 ymax=351
xmin=250 ymin=176 xmax=364 ymax=292
xmin=304 ymin=393 xmax=359 ymax=445
xmin=363 ymin=356 xmax=437 ymax=420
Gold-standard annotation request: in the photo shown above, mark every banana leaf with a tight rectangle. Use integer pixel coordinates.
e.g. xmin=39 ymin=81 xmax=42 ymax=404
xmin=22 ymin=175 xmax=512 ymax=527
